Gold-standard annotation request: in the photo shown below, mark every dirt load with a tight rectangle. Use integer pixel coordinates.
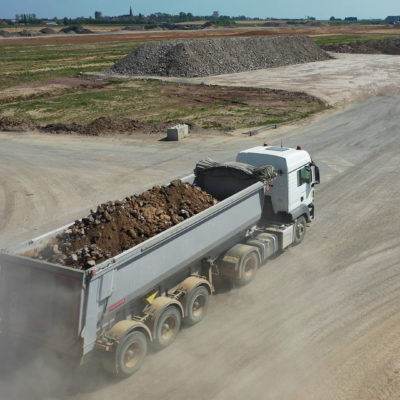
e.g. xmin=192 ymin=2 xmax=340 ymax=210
xmin=110 ymin=35 xmax=331 ymax=78
xmin=321 ymin=38 xmax=400 ymax=54
xmin=33 ymin=180 xmax=217 ymax=269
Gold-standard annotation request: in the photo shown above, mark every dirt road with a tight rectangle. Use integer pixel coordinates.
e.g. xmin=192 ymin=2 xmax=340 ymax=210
xmin=164 ymin=53 xmax=400 ymax=106
xmin=1 ymin=94 xmax=400 ymax=399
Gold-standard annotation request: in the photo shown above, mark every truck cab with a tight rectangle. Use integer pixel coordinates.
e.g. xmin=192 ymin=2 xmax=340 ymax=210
xmin=236 ymin=145 xmax=320 ymax=223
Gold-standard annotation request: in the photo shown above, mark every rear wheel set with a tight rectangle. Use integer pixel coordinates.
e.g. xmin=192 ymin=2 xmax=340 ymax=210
xmin=103 ymin=330 xmax=148 ymax=377
xmin=104 ymin=286 xmax=211 ymax=378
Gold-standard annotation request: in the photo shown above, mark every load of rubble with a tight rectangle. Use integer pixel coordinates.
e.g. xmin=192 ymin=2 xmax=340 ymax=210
xmin=34 ymin=180 xmax=217 ymax=269
xmin=110 ymin=35 xmax=331 ymax=78
xmin=0 ymin=26 xmax=92 ymax=38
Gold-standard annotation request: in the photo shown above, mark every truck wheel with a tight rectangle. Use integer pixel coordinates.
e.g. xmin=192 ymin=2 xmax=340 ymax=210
xmin=236 ymin=251 xmax=259 ymax=286
xmin=152 ymin=306 xmax=181 ymax=351
xmin=103 ymin=330 xmax=148 ymax=378
xmin=293 ymin=216 xmax=307 ymax=245
xmin=184 ymin=286 xmax=210 ymax=326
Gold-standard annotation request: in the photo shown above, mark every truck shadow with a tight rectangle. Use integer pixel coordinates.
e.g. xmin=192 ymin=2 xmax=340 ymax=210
xmin=212 ymin=277 xmax=234 ymax=294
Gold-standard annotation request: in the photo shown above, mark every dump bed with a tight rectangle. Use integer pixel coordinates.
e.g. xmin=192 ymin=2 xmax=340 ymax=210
xmin=0 ymin=174 xmax=265 ymax=357
xmin=0 ymin=254 xmax=85 ymax=355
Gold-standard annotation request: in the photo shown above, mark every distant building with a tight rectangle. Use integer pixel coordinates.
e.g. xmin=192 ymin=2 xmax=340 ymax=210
xmin=212 ymin=11 xmax=219 ymax=18
xmin=386 ymin=16 xmax=400 ymax=24
xmin=40 ymin=20 xmax=58 ymax=25
xmin=130 ymin=6 xmax=133 ymax=17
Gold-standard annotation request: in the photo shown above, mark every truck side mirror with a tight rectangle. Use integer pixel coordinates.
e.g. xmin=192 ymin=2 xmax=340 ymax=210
xmin=311 ymin=162 xmax=320 ymax=184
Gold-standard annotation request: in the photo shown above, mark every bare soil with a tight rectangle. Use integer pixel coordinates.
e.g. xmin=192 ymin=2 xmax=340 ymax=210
xmin=32 ymin=180 xmax=217 ymax=269
xmin=0 ymin=77 xmax=108 ymax=102
xmin=40 ymin=118 xmax=147 ymax=135
xmin=0 ymin=84 xmax=324 ymax=134
xmin=171 ymin=53 xmax=400 ymax=107
xmin=0 ymin=116 xmax=195 ymax=135
xmin=1 ymin=94 xmax=400 ymax=400
xmin=2 ymin=25 xmax=400 ymax=46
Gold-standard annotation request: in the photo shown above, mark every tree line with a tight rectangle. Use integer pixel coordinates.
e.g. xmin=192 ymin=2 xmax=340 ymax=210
xmin=9 ymin=11 xmax=258 ymax=26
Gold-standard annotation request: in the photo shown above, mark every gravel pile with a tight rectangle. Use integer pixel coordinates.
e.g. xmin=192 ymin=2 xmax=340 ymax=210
xmin=60 ymin=26 xmax=93 ymax=34
xmin=110 ymin=35 xmax=331 ymax=78
xmin=19 ymin=29 xmax=42 ymax=37
xmin=0 ymin=30 xmax=15 ymax=37
xmin=40 ymin=27 xmax=56 ymax=34
xmin=33 ymin=180 xmax=217 ymax=269
xmin=0 ymin=26 xmax=92 ymax=37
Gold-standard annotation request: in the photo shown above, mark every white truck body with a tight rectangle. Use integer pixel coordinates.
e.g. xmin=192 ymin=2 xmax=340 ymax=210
xmin=236 ymin=145 xmax=319 ymax=221
xmin=0 ymin=146 xmax=319 ymax=377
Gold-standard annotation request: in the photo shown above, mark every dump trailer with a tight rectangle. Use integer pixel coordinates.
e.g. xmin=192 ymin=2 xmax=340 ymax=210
xmin=0 ymin=145 xmax=319 ymax=377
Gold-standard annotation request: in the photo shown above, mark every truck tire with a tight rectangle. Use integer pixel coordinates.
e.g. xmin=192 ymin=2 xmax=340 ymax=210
xmin=293 ymin=216 xmax=307 ymax=245
xmin=236 ymin=251 xmax=259 ymax=286
xmin=184 ymin=285 xmax=210 ymax=326
xmin=152 ymin=306 xmax=181 ymax=351
xmin=104 ymin=330 xmax=148 ymax=378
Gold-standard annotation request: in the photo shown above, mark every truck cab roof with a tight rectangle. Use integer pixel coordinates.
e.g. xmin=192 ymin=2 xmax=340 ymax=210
xmin=236 ymin=146 xmax=311 ymax=173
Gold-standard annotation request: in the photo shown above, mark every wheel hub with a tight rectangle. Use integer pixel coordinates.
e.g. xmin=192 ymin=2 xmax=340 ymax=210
xmin=124 ymin=343 xmax=141 ymax=368
xmin=161 ymin=316 xmax=176 ymax=340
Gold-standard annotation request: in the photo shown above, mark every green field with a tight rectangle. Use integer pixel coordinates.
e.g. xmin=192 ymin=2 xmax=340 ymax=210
xmin=0 ymin=38 xmax=329 ymax=132
xmin=0 ymin=41 xmax=141 ymax=88
xmin=313 ymin=34 xmax=399 ymax=46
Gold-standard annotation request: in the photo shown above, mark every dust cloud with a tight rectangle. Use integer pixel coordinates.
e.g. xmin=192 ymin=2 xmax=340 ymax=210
xmin=0 ymin=265 xmax=108 ymax=400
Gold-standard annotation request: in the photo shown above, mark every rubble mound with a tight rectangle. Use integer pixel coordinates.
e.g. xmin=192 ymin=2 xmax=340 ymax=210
xmin=60 ymin=26 xmax=93 ymax=35
xmin=40 ymin=28 xmax=56 ymax=34
xmin=34 ymin=180 xmax=217 ymax=269
xmin=19 ymin=29 xmax=42 ymax=37
xmin=0 ymin=117 xmax=36 ymax=131
xmin=0 ymin=117 xmax=193 ymax=136
xmin=41 ymin=117 xmax=145 ymax=135
xmin=321 ymin=38 xmax=400 ymax=54
xmin=110 ymin=36 xmax=332 ymax=78
xmin=0 ymin=30 xmax=15 ymax=37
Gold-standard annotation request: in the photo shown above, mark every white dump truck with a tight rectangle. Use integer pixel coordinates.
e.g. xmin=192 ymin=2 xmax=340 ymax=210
xmin=0 ymin=144 xmax=319 ymax=377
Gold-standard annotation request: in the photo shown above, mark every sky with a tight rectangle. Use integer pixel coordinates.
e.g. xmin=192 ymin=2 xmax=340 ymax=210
xmin=1 ymin=0 xmax=399 ymax=20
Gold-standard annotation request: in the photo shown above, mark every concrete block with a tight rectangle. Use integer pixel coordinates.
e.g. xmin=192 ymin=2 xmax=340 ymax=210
xmin=167 ymin=124 xmax=189 ymax=141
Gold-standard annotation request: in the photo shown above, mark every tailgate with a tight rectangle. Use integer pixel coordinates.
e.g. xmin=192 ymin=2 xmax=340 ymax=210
xmin=0 ymin=253 xmax=85 ymax=355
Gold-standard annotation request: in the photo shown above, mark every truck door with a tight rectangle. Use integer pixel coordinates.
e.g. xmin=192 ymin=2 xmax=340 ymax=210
xmin=290 ymin=164 xmax=313 ymax=211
